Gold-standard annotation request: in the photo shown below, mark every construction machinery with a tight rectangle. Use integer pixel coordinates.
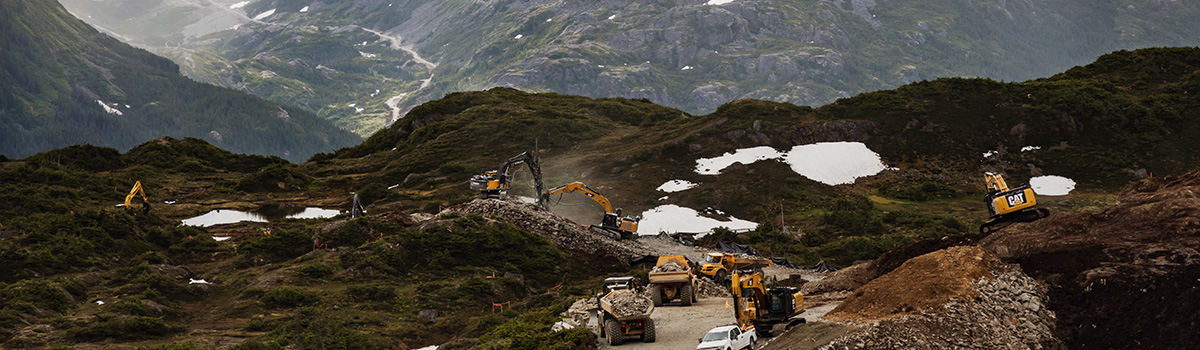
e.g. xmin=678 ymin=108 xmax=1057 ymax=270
xmin=699 ymin=252 xmax=771 ymax=283
xmin=594 ymin=276 xmax=656 ymax=345
xmin=469 ymin=151 xmax=548 ymax=209
xmin=980 ymin=172 xmax=1050 ymax=233
xmin=647 ymin=255 xmax=698 ymax=306
xmin=541 ymin=181 xmax=641 ymax=239
xmin=731 ymin=269 xmax=804 ymax=337
xmin=123 ymin=181 xmax=150 ymax=214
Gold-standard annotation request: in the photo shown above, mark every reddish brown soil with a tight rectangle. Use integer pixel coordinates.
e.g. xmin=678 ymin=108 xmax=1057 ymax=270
xmin=824 ymin=246 xmax=997 ymax=322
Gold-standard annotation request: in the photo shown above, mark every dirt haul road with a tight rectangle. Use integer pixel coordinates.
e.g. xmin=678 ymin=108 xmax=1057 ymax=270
xmin=596 ymin=297 xmax=735 ymax=350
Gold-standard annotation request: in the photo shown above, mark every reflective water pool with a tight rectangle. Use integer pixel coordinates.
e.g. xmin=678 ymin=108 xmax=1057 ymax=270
xmin=180 ymin=205 xmax=342 ymax=227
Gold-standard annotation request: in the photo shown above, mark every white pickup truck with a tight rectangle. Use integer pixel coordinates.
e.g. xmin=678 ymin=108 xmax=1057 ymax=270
xmin=697 ymin=325 xmax=757 ymax=350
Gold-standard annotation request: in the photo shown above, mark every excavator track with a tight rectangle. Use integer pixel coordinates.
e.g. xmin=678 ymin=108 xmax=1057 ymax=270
xmin=980 ymin=208 xmax=1050 ymax=234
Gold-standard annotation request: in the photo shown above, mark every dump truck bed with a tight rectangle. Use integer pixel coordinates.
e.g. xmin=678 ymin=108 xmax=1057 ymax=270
xmin=648 ymin=270 xmax=691 ymax=284
xmin=599 ymin=291 xmax=654 ymax=321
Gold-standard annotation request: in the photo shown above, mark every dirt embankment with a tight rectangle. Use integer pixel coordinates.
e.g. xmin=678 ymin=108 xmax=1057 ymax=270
xmin=979 ymin=171 xmax=1200 ymax=349
xmin=444 ymin=198 xmax=651 ymax=270
xmin=820 ymin=246 xmax=1062 ymax=349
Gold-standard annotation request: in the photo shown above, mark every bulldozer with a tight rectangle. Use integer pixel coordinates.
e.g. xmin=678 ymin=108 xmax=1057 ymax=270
xmin=731 ymin=269 xmax=805 ymax=337
xmin=123 ymin=181 xmax=151 ymax=214
xmin=469 ymin=151 xmax=548 ymax=209
xmin=980 ymin=172 xmax=1050 ymax=233
xmin=541 ymin=181 xmax=640 ymax=239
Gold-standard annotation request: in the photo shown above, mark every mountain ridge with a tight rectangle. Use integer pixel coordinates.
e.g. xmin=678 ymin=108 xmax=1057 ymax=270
xmin=61 ymin=0 xmax=1200 ymax=137
xmin=0 ymin=0 xmax=362 ymax=162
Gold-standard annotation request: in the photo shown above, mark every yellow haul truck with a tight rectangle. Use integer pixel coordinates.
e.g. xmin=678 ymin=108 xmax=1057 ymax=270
xmin=595 ymin=277 xmax=656 ymax=345
xmin=647 ymin=255 xmax=697 ymax=306
xmin=699 ymin=252 xmax=771 ymax=283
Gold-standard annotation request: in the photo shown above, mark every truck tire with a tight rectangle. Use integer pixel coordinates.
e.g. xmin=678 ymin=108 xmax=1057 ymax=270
xmin=642 ymin=318 xmax=656 ymax=342
xmin=715 ymin=270 xmax=728 ymax=285
xmin=606 ymin=319 xmax=622 ymax=345
xmin=649 ymin=285 xmax=663 ymax=306
xmin=747 ymin=338 xmax=756 ymax=350
xmin=680 ymin=284 xmax=693 ymax=306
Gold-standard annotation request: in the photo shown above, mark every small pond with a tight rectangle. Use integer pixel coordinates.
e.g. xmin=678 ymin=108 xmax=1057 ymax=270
xmin=180 ymin=205 xmax=342 ymax=227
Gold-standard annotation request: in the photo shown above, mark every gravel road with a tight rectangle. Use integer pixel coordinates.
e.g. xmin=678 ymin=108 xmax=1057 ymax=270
xmin=596 ymin=297 xmax=736 ymax=350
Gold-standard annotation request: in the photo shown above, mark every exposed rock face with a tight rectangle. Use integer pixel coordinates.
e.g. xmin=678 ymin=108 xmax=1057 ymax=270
xmin=979 ymin=170 xmax=1200 ymax=349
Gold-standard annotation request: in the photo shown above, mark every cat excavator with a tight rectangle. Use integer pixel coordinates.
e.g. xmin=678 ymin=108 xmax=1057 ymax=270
xmin=731 ymin=269 xmax=805 ymax=337
xmin=541 ymin=182 xmax=640 ymax=239
xmin=469 ymin=151 xmax=548 ymax=209
xmin=124 ymin=181 xmax=151 ymax=214
xmin=980 ymin=172 xmax=1049 ymax=233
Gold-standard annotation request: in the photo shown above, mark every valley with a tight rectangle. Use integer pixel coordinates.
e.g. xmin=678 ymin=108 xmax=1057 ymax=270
xmin=4 ymin=4 xmax=1200 ymax=345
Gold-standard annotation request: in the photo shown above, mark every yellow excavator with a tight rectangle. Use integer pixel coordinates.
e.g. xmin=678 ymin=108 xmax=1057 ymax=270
xmin=124 ymin=181 xmax=151 ymax=214
xmin=731 ymin=269 xmax=805 ymax=337
xmin=980 ymin=172 xmax=1049 ymax=233
xmin=540 ymin=182 xmax=640 ymax=239
xmin=469 ymin=151 xmax=548 ymax=209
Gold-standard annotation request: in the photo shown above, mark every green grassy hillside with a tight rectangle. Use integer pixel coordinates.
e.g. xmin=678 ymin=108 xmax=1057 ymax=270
xmin=0 ymin=0 xmax=361 ymax=162
xmin=1 ymin=47 xmax=1197 ymax=348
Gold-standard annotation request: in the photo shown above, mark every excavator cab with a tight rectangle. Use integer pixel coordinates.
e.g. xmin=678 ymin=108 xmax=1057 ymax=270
xmin=602 ymin=208 xmax=641 ymax=234
xmin=980 ymin=173 xmax=1049 ymax=233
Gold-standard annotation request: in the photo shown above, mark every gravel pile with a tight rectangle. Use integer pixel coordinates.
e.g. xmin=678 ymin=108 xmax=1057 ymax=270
xmin=821 ymin=261 xmax=1063 ymax=350
xmin=696 ymin=277 xmax=732 ymax=298
xmin=605 ymin=291 xmax=653 ymax=318
xmin=444 ymin=198 xmax=652 ymax=269
xmin=651 ymin=262 xmax=688 ymax=273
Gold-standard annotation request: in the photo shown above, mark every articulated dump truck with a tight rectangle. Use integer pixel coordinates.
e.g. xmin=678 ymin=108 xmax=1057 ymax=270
xmin=699 ymin=252 xmax=772 ymax=283
xmin=647 ymin=255 xmax=698 ymax=306
xmin=596 ymin=277 xmax=656 ymax=345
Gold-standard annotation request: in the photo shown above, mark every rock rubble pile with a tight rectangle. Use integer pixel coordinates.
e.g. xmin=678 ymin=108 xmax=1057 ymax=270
xmin=650 ymin=262 xmax=688 ymax=273
xmin=696 ymin=277 xmax=732 ymax=298
xmin=821 ymin=260 xmax=1062 ymax=349
xmin=604 ymin=291 xmax=653 ymax=319
xmin=444 ymin=198 xmax=651 ymax=269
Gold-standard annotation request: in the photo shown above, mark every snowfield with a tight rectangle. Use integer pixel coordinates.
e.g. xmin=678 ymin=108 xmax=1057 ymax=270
xmin=694 ymin=142 xmax=889 ymax=185
xmin=656 ymin=179 xmax=699 ymax=193
xmin=637 ymin=204 xmax=757 ymax=235
xmin=1030 ymin=175 xmax=1076 ymax=196
xmin=782 ymin=142 xmax=888 ymax=185
xmin=694 ymin=146 xmax=783 ymax=175
xmin=253 ymin=9 xmax=275 ymax=20
xmin=95 ymin=100 xmax=123 ymax=115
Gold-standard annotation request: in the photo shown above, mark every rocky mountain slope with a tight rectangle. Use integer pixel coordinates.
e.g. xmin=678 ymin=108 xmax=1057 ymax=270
xmin=62 ymin=0 xmax=1200 ymax=135
xmin=0 ymin=0 xmax=361 ymax=162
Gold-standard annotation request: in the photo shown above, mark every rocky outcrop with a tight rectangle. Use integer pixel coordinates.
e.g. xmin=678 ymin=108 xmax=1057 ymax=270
xmin=776 ymin=120 xmax=878 ymax=145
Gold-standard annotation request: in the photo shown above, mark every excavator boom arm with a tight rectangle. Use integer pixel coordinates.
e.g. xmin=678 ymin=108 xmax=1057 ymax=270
xmin=483 ymin=151 xmax=548 ymax=210
xmin=542 ymin=182 xmax=615 ymax=213
xmin=125 ymin=181 xmax=148 ymax=207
